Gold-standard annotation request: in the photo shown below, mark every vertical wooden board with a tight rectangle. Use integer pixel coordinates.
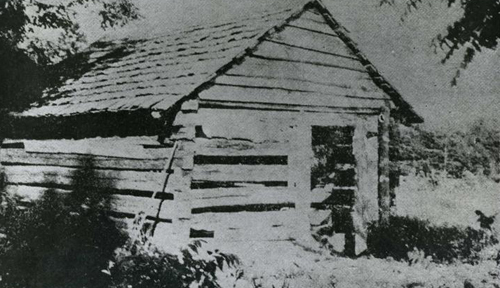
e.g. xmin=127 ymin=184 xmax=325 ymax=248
xmin=377 ymin=107 xmax=391 ymax=225
xmin=288 ymin=123 xmax=318 ymax=243
xmin=166 ymin=167 xmax=191 ymax=193
xmin=288 ymin=123 xmax=312 ymax=194
xmin=353 ymin=122 xmax=379 ymax=229
xmin=176 ymin=141 xmax=195 ymax=171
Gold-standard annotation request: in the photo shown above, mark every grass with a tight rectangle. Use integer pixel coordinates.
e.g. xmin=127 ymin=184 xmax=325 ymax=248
xmin=216 ymin=175 xmax=500 ymax=287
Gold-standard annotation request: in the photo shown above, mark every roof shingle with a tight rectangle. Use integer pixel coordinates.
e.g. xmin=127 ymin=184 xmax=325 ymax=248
xmin=20 ymin=7 xmax=299 ymax=117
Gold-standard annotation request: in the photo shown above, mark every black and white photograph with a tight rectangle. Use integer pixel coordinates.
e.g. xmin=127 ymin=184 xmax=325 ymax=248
xmin=0 ymin=0 xmax=499 ymax=287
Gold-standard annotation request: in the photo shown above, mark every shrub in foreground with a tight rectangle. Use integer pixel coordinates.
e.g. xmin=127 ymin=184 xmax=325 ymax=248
xmin=110 ymin=215 xmax=240 ymax=288
xmin=367 ymin=216 xmax=498 ymax=264
xmin=0 ymin=157 xmax=127 ymax=288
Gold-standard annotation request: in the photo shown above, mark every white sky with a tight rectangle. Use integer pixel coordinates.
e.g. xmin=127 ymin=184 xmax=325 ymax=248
xmin=70 ymin=0 xmax=500 ymax=130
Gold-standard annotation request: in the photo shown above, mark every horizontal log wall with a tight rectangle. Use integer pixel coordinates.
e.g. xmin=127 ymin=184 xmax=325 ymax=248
xmin=0 ymin=136 xmax=176 ymax=231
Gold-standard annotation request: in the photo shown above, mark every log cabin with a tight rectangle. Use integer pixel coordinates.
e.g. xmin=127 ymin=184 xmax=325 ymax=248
xmin=0 ymin=0 xmax=423 ymax=255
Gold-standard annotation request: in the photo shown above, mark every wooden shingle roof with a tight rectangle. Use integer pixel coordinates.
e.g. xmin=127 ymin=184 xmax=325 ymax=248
xmin=17 ymin=0 xmax=422 ymax=124
xmin=18 ymin=7 xmax=299 ymax=117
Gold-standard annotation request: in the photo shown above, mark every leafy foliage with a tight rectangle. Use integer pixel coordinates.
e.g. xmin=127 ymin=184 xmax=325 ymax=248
xmin=110 ymin=214 xmax=240 ymax=288
xmin=0 ymin=0 xmax=140 ymax=65
xmin=0 ymin=157 xmax=128 ymax=288
xmin=367 ymin=215 xmax=498 ymax=264
xmin=380 ymin=0 xmax=500 ymax=85
xmin=0 ymin=0 xmax=140 ymax=110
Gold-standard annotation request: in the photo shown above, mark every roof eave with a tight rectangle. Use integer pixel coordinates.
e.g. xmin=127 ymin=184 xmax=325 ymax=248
xmin=313 ymin=0 xmax=423 ymax=124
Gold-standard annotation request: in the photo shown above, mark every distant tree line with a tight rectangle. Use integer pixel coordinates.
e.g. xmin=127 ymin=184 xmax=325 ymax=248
xmin=390 ymin=119 xmax=500 ymax=179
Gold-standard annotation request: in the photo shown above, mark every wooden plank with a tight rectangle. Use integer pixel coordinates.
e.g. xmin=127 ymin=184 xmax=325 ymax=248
xmin=179 ymin=187 xmax=289 ymax=200
xmin=195 ymin=106 xmax=379 ymax=129
xmin=191 ymin=209 xmax=300 ymax=230
xmin=2 ymin=183 xmax=172 ymax=200
xmin=182 ymin=109 xmax=296 ymax=143
xmin=194 ymin=155 xmax=287 ymax=165
xmin=193 ymin=101 xmax=379 ymax=129
xmin=192 ymin=164 xmax=288 ymax=183
xmin=190 ymin=209 xmax=307 ymax=241
xmin=253 ymin=41 xmax=365 ymax=72
xmin=268 ymin=26 xmax=356 ymax=59
xmin=226 ymin=57 xmax=380 ymax=93
xmin=209 ymin=226 xmax=297 ymax=241
xmin=378 ymin=106 xmax=391 ymax=225
xmin=181 ymin=188 xmax=298 ymax=208
xmin=353 ymin=123 xmax=379 ymax=225
xmin=191 ymin=181 xmax=287 ymax=189
xmin=3 ymin=165 xmax=165 ymax=192
xmin=4 ymin=184 xmax=70 ymax=201
xmin=287 ymin=17 xmax=337 ymax=36
xmin=191 ymin=203 xmax=295 ymax=214
xmin=301 ymin=10 xmax=328 ymax=24
xmin=216 ymin=75 xmax=386 ymax=100
xmin=199 ymin=85 xmax=384 ymax=109
xmin=113 ymin=194 xmax=173 ymax=220
xmin=180 ymin=99 xmax=199 ymax=112
xmin=0 ymin=149 xmax=168 ymax=171
xmin=3 ymin=185 xmax=174 ymax=220
xmin=195 ymin=138 xmax=289 ymax=156
xmin=11 ymin=137 xmax=167 ymax=159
